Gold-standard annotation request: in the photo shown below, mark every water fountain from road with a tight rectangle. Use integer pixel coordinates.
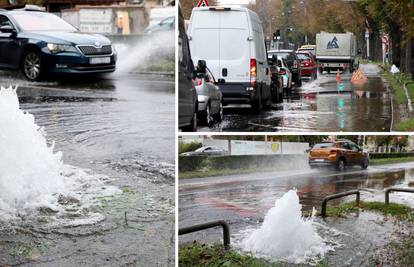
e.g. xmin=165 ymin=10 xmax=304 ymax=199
xmin=241 ymin=190 xmax=332 ymax=264
xmin=0 ymin=86 xmax=120 ymax=221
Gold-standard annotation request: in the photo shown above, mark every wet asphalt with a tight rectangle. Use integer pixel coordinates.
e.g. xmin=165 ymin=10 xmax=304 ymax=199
xmin=0 ymin=71 xmax=175 ymax=266
xmin=179 ymin=161 xmax=414 ymax=265
xmin=198 ymin=64 xmax=391 ymax=132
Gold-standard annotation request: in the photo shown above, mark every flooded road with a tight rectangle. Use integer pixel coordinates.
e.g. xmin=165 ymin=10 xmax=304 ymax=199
xmin=0 ymin=72 xmax=175 ymax=266
xmin=199 ymin=64 xmax=392 ymax=132
xmin=179 ymin=161 xmax=414 ymax=265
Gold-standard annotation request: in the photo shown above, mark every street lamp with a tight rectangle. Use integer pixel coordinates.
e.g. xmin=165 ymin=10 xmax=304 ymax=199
xmin=299 ymin=0 xmax=308 ymax=44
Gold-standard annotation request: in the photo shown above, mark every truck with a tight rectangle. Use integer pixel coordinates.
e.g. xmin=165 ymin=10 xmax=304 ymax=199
xmin=316 ymin=32 xmax=358 ymax=73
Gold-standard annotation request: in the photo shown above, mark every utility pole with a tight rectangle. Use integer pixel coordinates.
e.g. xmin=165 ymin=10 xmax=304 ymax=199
xmin=365 ymin=29 xmax=370 ymax=59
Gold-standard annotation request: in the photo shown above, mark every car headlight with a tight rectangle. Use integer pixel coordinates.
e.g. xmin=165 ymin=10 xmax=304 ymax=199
xmin=47 ymin=43 xmax=77 ymax=54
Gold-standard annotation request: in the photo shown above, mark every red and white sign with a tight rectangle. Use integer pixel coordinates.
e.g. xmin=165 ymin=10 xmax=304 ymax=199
xmin=197 ymin=0 xmax=209 ymax=7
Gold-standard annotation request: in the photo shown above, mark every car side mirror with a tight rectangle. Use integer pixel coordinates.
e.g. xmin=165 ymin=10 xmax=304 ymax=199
xmin=197 ymin=59 xmax=207 ymax=74
xmin=0 ymin=25 xmax=15 ymax=34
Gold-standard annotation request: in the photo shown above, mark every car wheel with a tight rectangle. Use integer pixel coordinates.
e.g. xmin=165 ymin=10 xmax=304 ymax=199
xmin=361 ymin=158 xmax=369 ymax=169
xmin=22 ymin=50 xmax=43 ymax=81
xmin=190 ymin=111 xmax=197 ymax=132
xmin=337 ymin=158 xmax=345 ymax=171
xmin=204 ymin=104 xmax=213 ymax=127
xmin=215 ymin=101 xmax=223 ymax=122
xmin=251 ymin=93 xmax=262 ymax=114
xmin=182 ymin=110 xmax=197 ymax=132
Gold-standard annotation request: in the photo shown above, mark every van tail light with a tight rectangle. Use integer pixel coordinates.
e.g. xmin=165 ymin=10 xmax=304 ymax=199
xmin=250 ymin=58 xmax=257 ymax=86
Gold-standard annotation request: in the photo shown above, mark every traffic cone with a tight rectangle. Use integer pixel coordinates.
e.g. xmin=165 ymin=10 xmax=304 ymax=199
xmin=336 ymin=69 xmax=341 ymax=83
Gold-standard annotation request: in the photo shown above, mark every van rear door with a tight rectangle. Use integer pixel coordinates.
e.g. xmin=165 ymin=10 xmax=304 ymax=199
xmin=188 ymin=10 xmax=220 ymax=81
xmin=219 ymin=10 xmax=250 ymax=83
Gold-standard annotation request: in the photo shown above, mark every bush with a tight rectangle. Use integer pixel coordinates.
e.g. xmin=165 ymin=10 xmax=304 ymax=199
xmin=178 ymin=142 xmax=202 ymax=154
xmin=179 ymin=154 xmax=307 ymax=172
xmin=370 ymin=152 xmax=414 ymax=159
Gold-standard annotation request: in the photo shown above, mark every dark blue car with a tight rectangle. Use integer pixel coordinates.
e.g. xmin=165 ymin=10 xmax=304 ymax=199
xmin=0 ymin=7 xmax=117 ymax=81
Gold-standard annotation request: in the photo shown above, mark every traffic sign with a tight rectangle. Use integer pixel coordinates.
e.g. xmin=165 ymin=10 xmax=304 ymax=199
xmin=197 ymin=0 xmax=209 ymax=7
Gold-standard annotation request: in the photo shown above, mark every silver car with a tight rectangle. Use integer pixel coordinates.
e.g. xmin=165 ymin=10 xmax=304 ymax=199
xmin=194 ymin=60 xmax=223 ymax=126
xmin=180 ymin=146 xmax=228 ymax=156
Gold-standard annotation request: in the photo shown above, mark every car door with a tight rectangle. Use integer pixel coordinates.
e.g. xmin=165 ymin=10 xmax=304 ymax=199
xmin=349 ymin=142 xmax=364 ymax=165
xmin=206 ymin=68 xmax=220 ymax=113
xmin=178 ymin=11 xmax=196 ymax=126
xmin=0 ymin=15 xmax=20 ymax=68
xmin=339 ymin=142 xmax=352 ymax=164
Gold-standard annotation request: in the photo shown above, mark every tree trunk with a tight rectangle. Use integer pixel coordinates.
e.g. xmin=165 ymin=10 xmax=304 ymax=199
xmin=389 ymin=22 xmax=401 ymax=67
xmin=405 ymin=36 xmax=412 ymax=76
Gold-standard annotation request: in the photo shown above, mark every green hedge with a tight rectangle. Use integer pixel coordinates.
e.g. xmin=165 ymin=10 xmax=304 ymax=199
xmin=370 ymin=153 xmax=414 ymax=159
xmin=178 ymin=142 xmax=202 ymax=154
xmin=179 ymin=154 xmax=307 ymax=172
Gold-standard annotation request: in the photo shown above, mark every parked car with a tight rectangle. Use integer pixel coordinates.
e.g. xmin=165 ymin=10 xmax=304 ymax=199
xmin=296 ymin=51 xmax=317 ymax=80
xmin=180 ymin=146 xmax=228 ymax=156
xmin=276 ymin=56 xmax=293 ymax=95
xmin=297 ymin=44 xmax=316 ymax=56
xmin=308 ymin=140 xmax=369 ymax=171
xmin=267 ymin=55 xmax=283 ymax=103
xmin=178 ymin=6 xmax=197 ymax=132
xmin=0 ymin=7 xmax=117 ymax=81
xmin=144 ymin=16 xmax=175 ymax=34
xmin=187 ymin=6 xmax=272 ymax=113
xmin=268 ymin=49 xmax=302 ymax=87
xmin=194 ymin=60 xmax=223 ymax=126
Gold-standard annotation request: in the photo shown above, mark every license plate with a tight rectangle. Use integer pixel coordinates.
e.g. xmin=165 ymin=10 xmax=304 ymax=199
xmin=90 ymin=57 xmax=110 ymax=65
xmin=315 ymin=159 xmax=324 ymax=162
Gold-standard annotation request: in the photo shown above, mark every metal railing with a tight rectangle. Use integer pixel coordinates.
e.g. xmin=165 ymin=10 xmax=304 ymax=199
xmin=385 ymin=188 xmax=414 ymax=204
xmin=179 ymin=220 xmax=230 ymax=249
xmin=321 ymin=190 xmax=360 ymax=217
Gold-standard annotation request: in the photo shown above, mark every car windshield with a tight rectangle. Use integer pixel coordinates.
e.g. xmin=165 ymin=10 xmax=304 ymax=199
xmin=12 ymin=12 xmax=77 ymax=31
xmin=195 ymin=147 xmax=207 ymax=152
xmin=297 ymin=53 xmax=310 ymax=61
xmin=313 ymin=143 xmax=334 ymax=149
xmin=160 ymin=16 xmax=175 ymax=25
xmin=269 ymin=52 xmax=289 ymax=59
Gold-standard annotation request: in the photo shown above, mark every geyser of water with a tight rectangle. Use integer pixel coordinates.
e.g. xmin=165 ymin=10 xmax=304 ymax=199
xmin=0 ymin=86 xmax=120 ymax=220
xmin=241 ymin=190 xmax=332 ymax=264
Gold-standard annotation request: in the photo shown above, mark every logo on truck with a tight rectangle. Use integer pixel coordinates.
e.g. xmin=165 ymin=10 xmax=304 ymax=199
xmin=327 ymin=37 xmax=339 ymax=49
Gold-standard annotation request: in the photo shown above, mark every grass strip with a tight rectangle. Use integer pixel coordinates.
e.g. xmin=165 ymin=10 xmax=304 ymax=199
xmin=179 ymin=243 xmax=329 ymax=267
xmin=325 ymin=201 xmax=414 ymax=221
xmin=370 ymin=156 xmax=414 ymax=165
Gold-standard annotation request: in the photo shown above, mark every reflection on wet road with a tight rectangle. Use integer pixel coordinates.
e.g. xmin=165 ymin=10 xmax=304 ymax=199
xmin=199 ymin=64 xmax=391 ymax=132
xmin=0 ymin=72 xmax=175 ymax=266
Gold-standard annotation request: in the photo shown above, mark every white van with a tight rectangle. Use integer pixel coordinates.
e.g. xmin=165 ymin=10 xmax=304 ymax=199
xmin=188 ymin=6 xmax=271 ymax=113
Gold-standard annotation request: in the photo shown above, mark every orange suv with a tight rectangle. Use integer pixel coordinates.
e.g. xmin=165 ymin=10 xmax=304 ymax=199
xmin=308 ymin=140 xmax=369 ymax=171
